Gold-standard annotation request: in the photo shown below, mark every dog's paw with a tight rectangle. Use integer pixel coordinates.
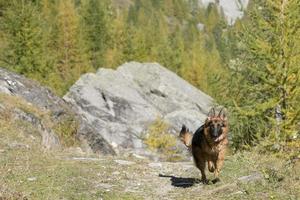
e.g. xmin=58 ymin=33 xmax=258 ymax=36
xmin=201 ymin=178 xmax=210 ymax=185
xmin=194 ymin=179 xmax=202 ymax=184
xmin=212 ymin=178 xmax=221 ymax=184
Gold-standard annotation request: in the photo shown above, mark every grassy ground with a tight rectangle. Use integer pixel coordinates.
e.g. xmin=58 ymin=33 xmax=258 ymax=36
xmin=0 ymin=115 xmax=299 ymax=200
xmin=0 ymin=94 xmax=299 ymax=200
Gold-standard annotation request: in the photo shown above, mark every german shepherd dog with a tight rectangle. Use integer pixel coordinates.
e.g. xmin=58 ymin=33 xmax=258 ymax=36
xmin=179 ymin=107 xmax=228 ymax=184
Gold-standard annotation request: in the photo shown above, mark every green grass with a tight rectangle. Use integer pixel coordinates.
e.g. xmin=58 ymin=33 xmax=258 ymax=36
xmin=0 ymin=94 xmax=139 ymax=199
xmin=0 ymin=93 xmax=299 ymax=199
xmin=209 ymin=151 xmax=300 ymax=200
xmin=1 ymin=118 xmax=299 ymax=200
xmin=0 ymin=120 xmax=141 ymax=199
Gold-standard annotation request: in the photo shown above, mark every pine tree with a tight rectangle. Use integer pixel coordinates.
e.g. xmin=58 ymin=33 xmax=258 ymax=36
xmin=104 ymin=12 xmax=127 ymax=68
xmin=180 ymin=29 xmax=224 ymax=97
xmin=161 ymin=0 xmax=174 ymax=16
xmin=0 ymin=0 xmax=48 ymax=80
xmin=0 ymin=0 xmax=10 ymax=17
xmin=165 ymin=28 xmax=185 ymax=73
xmin=53 ymin=0 xmax=91 ymax=95
xmin=227 ymin=0 xmax=300 ymax=149
xmin=81 ymin=0 xmax=111 ymax=69
xmin=127 ymin=0 xmax=141 ymax=25
xmin=39 ymin=0 xmax=57 ymax=80
xmin=173 ymin=0 xmax=189 ymax=21
xmin=205 ymin=3 xmax=221 ymax=32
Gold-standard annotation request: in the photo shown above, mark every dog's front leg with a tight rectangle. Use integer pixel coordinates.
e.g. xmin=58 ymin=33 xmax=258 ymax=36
xmin=194 ymin=158 xmax=208 ymax=184
xmin=212 ymin=150 xmax=225 ymax=184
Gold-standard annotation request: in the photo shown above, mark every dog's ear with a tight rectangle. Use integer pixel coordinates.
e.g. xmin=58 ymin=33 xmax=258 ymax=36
xmin=207 ymin=107 xmax=216 ymax=120
xmin=218 ymin=108 xmax=227 ymax=121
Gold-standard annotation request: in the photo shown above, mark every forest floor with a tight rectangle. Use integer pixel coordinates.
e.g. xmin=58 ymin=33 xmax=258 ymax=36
xmin=0 ymin=118 xmax=300 ymax=200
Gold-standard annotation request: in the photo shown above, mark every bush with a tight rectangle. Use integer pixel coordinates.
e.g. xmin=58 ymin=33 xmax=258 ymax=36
xmin=53 ymin=115 xmax=79 ymax=147
xmin=144 ymin=118 xmax=179 ymax=160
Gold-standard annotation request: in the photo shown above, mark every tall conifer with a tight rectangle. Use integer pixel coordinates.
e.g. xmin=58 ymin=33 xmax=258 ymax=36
xmin=228 ymin=0 xmax=300 ymax=148
xmin=54 ymin=0 xmax=91 ymax=95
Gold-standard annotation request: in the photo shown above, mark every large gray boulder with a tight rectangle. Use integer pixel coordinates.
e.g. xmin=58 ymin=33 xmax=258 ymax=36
xmin=0 ymin=67 xmax=114 ymax=154
xmin=64 ymin=62 xmax=213 ymax=155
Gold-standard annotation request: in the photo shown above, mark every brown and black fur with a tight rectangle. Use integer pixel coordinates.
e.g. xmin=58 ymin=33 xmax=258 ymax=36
xmin=179 ymin=107 xmax=228 ymax=184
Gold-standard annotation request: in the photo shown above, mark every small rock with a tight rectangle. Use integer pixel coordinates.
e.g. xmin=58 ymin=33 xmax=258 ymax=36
xmin=69 ymin=157 xmax=104 ymax=161
xmin=114 ymin=159 xmax=135 ymax=165
xmin=0 ymin=103 xmax=5 ymax=110
xmin=231 ymin=191 xmax=244 ymax=195
xmin=27 ymin=177 xmax=37 ymax=181
xmin=148 ymin=162 xmax=163 ymax=168
xmin=111 ymin=142 xmax=118 ymax=148
xmin=132 ymin=153 xmax=147 ymax=160
xmin=197 ymin=23 xmax=205 ymax=31
xmin=95 ymin=183 xmax=113 ymax=189
xmin=29 ymin=135 xmax=36 ymax=140
xmin=8 ymin=142 xmax=30 ymax=149
xmin=238 ymin=172 xmax=262 ymax=182
xmin=65 ymin=147 xmax=85 ymax=155
xmin=112 ymin=171 xmax=120 ymax=175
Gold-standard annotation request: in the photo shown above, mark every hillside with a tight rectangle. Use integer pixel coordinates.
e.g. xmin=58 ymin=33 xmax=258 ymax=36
xmin=0 ymin=64 xmax=299 ymax=199
xmin=0 ymin=0 xmax=233 ymax=97
xmin=1 ymin=121 xmax=299 ymax=199
xmin=1 ymin=0 xmax=300 ymax=199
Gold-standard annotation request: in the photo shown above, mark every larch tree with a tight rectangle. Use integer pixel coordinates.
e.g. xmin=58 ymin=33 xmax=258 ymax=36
xmin=228 ymin=0 xmax=300 ymax=149
xmin=81 ymin=0 xmax=111 ymax=69
xmin=54 ymin=0 xmax=91 ymax=95
xmin=0 ymin=0 xmax=48 ymax=80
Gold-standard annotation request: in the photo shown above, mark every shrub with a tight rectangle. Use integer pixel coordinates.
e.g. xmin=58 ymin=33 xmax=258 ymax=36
xmin=144 ymin=118 xmax=179 ymax=160
xmin=53 ymin=115 xmax=79 ymax=147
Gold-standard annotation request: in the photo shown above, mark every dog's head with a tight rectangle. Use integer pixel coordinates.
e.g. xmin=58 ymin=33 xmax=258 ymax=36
xmin=204 ymin=107 xmax=228 ymax=142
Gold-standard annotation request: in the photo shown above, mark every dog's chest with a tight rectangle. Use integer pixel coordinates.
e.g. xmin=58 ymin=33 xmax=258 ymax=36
xmin=203 ymin=142 xmax=225 ymax=156
xmin=205 ymin=145 xmax=219 ymax=156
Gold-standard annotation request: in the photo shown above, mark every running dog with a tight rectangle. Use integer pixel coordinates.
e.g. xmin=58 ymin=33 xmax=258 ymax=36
xmin=179 ymin=107 xmax=228 ymax=184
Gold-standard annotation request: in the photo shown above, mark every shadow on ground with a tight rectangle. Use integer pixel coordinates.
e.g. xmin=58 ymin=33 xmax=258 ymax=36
xmin=159 ymin=174 xmax=201 ymax=188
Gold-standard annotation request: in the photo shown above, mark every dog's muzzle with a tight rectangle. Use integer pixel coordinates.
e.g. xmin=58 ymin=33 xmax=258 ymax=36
xmin=210 ymin=126 xmax=222 ymax=139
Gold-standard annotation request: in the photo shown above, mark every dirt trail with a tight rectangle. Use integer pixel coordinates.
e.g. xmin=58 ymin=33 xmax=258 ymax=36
xmin=60 ymin=154 xmax=263 ymax=200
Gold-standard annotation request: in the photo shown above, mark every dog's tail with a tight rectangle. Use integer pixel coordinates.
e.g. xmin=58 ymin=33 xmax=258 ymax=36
xmin=179 ymin=125 xmax=193 ymax=149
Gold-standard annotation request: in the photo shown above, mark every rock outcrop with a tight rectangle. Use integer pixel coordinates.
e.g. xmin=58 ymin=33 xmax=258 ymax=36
xmin=0 ymin=67 xmax=114 ymax=154
xmin=64 ymin=62 xmax=213 ymax=155
xmin=0 ymin=63 xmax=213 ymax=156
xmin=200 ymin=0 xmax=249 ymax=25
